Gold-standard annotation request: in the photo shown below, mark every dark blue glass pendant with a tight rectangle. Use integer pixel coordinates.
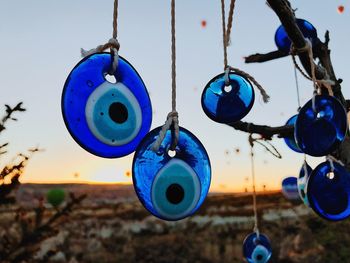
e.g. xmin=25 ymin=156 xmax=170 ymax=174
xmin=132 ymin=126 xmax=211 ymax=221
xmin=294 ymin=95 xmax=347 ymax=157
xmin=201 ymin=72 xmax=255 ymax=123
xmin=62 ymin=53 xmax=152 ymax=158
xmin=243 ymin=233 xmax=272 ymax=263
xmin=298 ymin=162 xmax=312 ymax=206
xmin=282 ymin=177 xmax=300 ymax=201
xmin=283 ymin=114 xmax=303 ymax=153
xmin=307 ymin=161 xmax=350 ymax=221
xmin=275 ymin=19 xmax=317 ymax=53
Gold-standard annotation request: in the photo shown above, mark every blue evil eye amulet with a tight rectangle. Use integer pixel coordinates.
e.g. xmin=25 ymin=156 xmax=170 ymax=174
xmin=275 ymin=18 xmax=317 ymax=53
xmin=62 ymin=53 xmax=152 ymax=158
xmin=243 ymin=232 xmax=272 ymax=263
xmin=201 ymin=72 xmax=255 ymax=123
xmin=294 ymin=95 xmax=347 ymax=157
xmin=298 ymin=162 xmax=312 ymax=206
xmin=307 ymin=161 xmax=350 ymax=221
xmin=132 ymin=126 xmax=211 ymax=221
xmin=283 ymin=114 xmax=302 ymax=153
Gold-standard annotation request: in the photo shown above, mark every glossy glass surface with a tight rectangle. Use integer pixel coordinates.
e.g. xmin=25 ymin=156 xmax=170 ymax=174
xmin=275 ymin=19 xmax=317 ymax=53
xmin=201 ymin=72 xmax=255 ymax=123
xmin=307 ymin=161 xmax=350 ymax=221
xmin=298 ymin=162 xmax=312 ymax=206
xmin=62 ymin=53 xmax=152 ymax=158
xmin=295 ymin=95 xmax=347 ymax=157
xmin=132 ymin=126 xmax=211 ymax=221
xmin=283 ymin=115 xmax=303 ymax=153
xmin=243 ymin=233 xmax=272 ymax=263
xmin=282 ymin=177 xmax=300 ymax=201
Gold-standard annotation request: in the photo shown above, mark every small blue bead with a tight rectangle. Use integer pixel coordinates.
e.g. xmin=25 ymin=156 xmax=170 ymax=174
xmin=307 ymin=161 xmax=350 ymax=221
xmin=201 ymin=72 xmax=255 ymax=123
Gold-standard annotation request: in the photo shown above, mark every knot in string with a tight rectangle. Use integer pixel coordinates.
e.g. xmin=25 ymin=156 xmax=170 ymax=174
xmin=291 ymin=40 xmax=335 ymax=100
xmin=326 ymin=155 xmax=344 ymax=172
xmin=220 ymin=0 xmax=270 ymax=104
xmin=152 ymin=0 xmax=179 ymax=153
xmin=81 ymin=38 xmax=120 ymax=75
xmin=152 ymin=111 xmax=179 ymax=152
xmin=227 ymin=66 xmax=270 ymax=103
xmin=81 ymin=0 xmax=120 ymax=75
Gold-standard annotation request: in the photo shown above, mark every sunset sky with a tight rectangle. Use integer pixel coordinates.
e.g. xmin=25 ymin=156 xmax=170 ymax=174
xmin=0 ymin=0 xmax=349 ymax=192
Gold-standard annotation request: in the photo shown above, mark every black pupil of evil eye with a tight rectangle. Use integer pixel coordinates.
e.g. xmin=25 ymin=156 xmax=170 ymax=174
xmin=109 ymin=102 xmax=128 ymax=124
xmin=166 ymin=183 xmax=185 ymax=204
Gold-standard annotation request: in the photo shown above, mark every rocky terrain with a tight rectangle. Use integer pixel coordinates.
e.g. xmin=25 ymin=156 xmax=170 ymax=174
xmin=1 ymin=184 xmax=349 ymax=263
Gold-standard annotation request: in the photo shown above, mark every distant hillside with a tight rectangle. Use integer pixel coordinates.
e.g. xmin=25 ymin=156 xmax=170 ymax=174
xmin=16 ymin=183 xmax=136 ymax=207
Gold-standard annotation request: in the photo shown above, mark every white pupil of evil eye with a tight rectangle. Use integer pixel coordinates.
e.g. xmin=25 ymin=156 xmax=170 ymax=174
xmin=151 ymin=159 xmax=201 ymax=220
xmin=252 ymin=245 xmax=269 ymax=263
xmin=85 ymin=81 xmax=142 ymax=146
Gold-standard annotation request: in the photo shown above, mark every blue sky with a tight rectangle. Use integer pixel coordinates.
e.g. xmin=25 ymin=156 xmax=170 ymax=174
xmin=0 ymin=0 xmax=349 ymax=192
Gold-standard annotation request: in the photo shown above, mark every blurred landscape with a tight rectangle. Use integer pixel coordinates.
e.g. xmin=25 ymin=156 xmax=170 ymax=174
xmin=1 ymin=184 xmax=349 ymax=263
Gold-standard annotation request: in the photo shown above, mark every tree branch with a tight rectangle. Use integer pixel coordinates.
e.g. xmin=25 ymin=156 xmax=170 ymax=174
xmin=245 ymin=50 xmax=288 ymax=63
xmin=229 ymin=0 xmax=349 ymax=170
xmin=228 ymin=122 xmax=293 ymax=140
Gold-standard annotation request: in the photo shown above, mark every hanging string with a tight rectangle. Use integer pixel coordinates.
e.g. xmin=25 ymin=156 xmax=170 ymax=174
xmin=221 ymin=0 xmax=228 ymax=69
xmin=225 ymin=0 xmax=236 ymax=46
xmin=326 ymin=155 xmax=345 ymax=171
xmin=253 ymin=138 xmax=282 ymax=159
xmin=152 ymin=0 xmax=179 ymax=152
xmin=292 ymin=62 xmax=301 ymax=110
xmin=112 ymin=0 xmax=119 ymax=39
xmin=249 ymin=135 xmax=260 ymax=238
xmin=220 ymin=0 xmax=270 ymax=103
xmin=291 ymin=40 xmax=335 ymax=111
xmin=81 ymin=0 xmax=120 ymax=75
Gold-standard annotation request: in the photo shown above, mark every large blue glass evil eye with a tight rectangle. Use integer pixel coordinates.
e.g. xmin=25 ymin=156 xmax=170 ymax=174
xmin=298 ymin=162 xmax=312 ymax=206
xmin=201 ymin=72 xmax=255 ymax=123
xmin=275 ymin=19 xmax=317 ymax=53
xmin=243 ymin=233 xmax=272 ymax=263
xmin=132 ymin=126 xmax=211 ymax=221
xmin=295 ymin=95 xmax=347 ymax=157
xmin=62 ymin=53 xmax=152 ymax=158
xmin=307 ymin=161 xmax=350 ymax=221
xmin=283 ymin=115 xmax=302 ymax=153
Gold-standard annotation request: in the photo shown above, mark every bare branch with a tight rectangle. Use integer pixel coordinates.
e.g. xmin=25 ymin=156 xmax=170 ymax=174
xmin=245 ymin=50 xmax=288 ymax=63
xmin=228 ymin=121 xmax=293 ymax=140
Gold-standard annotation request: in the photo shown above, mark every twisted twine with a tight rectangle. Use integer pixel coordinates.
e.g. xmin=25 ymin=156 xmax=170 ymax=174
xmin=249 ymin=135 xmax=260 ymax=238
xmin=290 ymin=40 xmax=335 ymax=111
xmin=221 ymin=0 xmax=270 ymax=103
xmin=81 ymin=0 xmax=120 ymax=75
xmin=152 ymin=0 xmax=179 ymax=152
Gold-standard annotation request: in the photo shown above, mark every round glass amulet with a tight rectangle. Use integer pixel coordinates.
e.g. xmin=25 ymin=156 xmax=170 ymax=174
xmin=132 ymin=126 xmax=211 ymax=221
xmin=282 ymin=176 xmax=300 ymax=201
xmin=243 ymin=232 xmax=272 ymax=263
xmin=283 ymin=114 xmax=302 ymax=153
xmin=275 ymin=18 xmax=317 ymax=53
xmin=298 ymin=162 xmax=312 ymax=206
xmin=307 ymin=161 xmax=350 ymax=221
xmin=201 ymin=72 xmax=255 ymax=123
xmin=294 ymin=95 xmax=347 ymax=157
xmin=62 ymin=53 xmax=152 ymax=158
